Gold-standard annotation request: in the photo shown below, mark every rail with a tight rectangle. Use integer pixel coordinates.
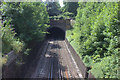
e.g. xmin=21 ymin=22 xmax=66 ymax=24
xmin=48 ymin=38 xmax=71 ymax=80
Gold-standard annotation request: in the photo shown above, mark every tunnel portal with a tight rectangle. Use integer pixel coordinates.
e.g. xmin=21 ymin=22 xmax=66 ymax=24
xmin=46 ymin=27 xmax=65 ymax=40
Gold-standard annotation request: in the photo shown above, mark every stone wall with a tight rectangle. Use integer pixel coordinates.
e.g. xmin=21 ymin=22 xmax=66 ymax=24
xmin=49 ymin=19 xmax=72 ymax=31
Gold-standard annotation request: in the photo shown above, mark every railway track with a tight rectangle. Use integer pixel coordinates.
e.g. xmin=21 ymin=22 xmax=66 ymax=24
xmin=31 ymin=38 xmax=81 ymax=79
xmin=48 ymin=39 xmax=66 ymax=80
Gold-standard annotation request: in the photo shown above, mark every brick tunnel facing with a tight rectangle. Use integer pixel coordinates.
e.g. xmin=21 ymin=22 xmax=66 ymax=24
xmin=46 ymin=27 xmax=65 ymax=40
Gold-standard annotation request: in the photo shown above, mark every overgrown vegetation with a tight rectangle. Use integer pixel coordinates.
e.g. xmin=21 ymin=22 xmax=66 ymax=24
xmin=1 ymin=1 xmax=120 ymax=78
xmin=2 ymin=2 xmax=49 ymax=44
xmin=49 ymin=12 xmax=74 ymax=20
xmin=66 ymin=2 xmax=120 ymax=78
xmin=46 ymin=2 xmax=61 ymax=16
xmin=1 ymin=19 xmax=24 ymax=55
xmin=47 ymin=2 xmax=75 ymax=20
xmin=62 ymin=2 xmax=79 ymax=16
xmin=1 ymin=2 xmax=49 ymax=62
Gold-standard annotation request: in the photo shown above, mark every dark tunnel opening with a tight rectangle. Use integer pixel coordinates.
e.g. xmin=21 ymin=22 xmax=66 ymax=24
xmin=46 ymin=27 xmax=65 ymax=40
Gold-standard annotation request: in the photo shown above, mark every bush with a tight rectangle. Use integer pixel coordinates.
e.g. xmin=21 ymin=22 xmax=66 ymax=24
xmin=91 ymin=55 xmax=119 ymax=78
xmin=66 ymin=2 xmax=120 ymax=78
xmin=2 ymin=2 xmax=49 ymax=45
xmin=1 ymin=2 xmax=49 ymax=56
xmin=1 ymin=19 xmax=24 ymax=55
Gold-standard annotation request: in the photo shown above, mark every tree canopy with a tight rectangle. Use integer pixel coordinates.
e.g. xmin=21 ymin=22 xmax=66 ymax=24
xmin=62 ymin=2 xmax=79 ymax=16
xmin=66 ymin=2 xmax=119 ymax=78
xmin=1 ymin=2 xmax=49 ymax=55
xmin=46 ymin=2 xmax=61 ymax=16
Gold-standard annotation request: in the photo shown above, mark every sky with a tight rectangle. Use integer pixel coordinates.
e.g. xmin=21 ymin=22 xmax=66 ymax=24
xmin=59 ymin=0 xmax=64 ymax=7
xmin=42 ymin=0 xmax=64 ymax=7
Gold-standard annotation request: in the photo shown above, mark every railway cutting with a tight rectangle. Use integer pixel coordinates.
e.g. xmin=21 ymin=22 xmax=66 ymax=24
xmin=31 ymin=39 xmax=83 ymax=79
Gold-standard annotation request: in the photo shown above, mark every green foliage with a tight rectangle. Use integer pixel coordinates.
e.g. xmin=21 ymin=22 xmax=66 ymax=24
xmin=46 ymin=2 xmax=61 ymax=16
xmin=62 ymin=12 xmax=74 ymax=18
xmin=62 ymin=2 xmax=79 ymax=16
xmin=24 ymin=48 xmax=31 ymax=56
xmin=2 ymin=2 xmax=49 ymax=44
xmin=1 ymin=2 xmax=49 ymax=57
xmin=49 ymin=12 xmax=74 ymax=20
xmin=1 ymin=19 xmax=24 ymax=55
xmin=66 ymin=2 xmax=120 ymax=78
xmin=91 ymin=55 xmax=119 ymax=78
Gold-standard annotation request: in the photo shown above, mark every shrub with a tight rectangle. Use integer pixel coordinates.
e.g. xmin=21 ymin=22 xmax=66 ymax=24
xmin=66 ymin=2 xmax=119 ymax=78
xmin=1 ymin=19 xmax=24 ymax=55
xmin=2 ymin=2 xmax=49 ymax=45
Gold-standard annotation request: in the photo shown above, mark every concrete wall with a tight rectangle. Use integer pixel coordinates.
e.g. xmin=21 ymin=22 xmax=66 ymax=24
xmin=2 ymin=51 xmax=19 ymax=78
xmin=65 ymin=38 xmax=96 ymax=79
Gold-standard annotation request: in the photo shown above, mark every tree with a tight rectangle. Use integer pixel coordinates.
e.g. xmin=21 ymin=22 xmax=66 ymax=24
xmin=2 ymin=2 xmax=49 ymax=44
xmin=62 ymin=2 xmax=79 ymax=16
xmin=66 ymin=2 xmax=119 ymax=78
xmin=46 ymin=2 xmax=61 ymax=16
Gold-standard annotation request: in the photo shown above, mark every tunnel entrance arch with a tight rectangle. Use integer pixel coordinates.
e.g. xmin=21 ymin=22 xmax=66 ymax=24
xmin=46 ymin=27 xmax=65 ymax=40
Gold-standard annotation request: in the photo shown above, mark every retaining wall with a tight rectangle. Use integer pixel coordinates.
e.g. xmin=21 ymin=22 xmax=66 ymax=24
xmin=2 ymin=40 xmax=46 ymax=78
xmin=65 ymin=38 xmax=96 ymax=79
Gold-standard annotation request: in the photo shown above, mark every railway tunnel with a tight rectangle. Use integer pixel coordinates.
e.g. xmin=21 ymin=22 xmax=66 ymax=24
xmin=46 ymin=27 xmax=65 ymax=40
